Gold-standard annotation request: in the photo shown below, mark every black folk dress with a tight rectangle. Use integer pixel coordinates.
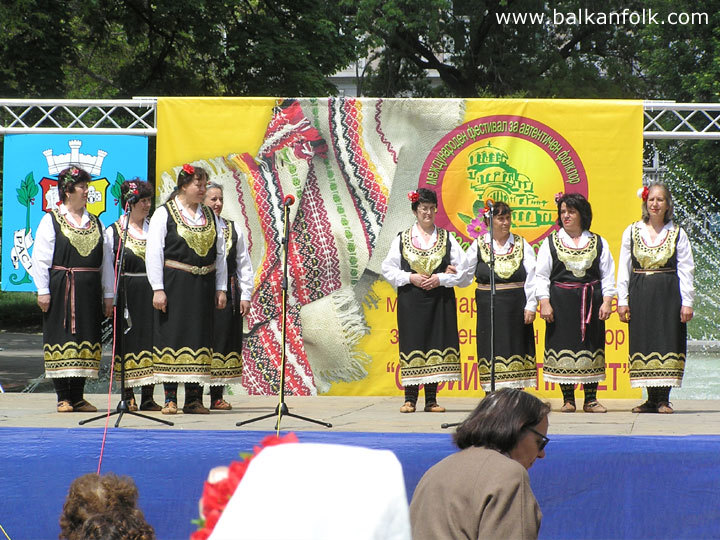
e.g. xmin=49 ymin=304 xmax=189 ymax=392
xmin=543 ymin=231 xmax=606 ymax=385
xmin=110 ymin=221 xmax=154 ymax=387
xmin=474 ymin=234 xmax=536 ymax=390
xmin=628 ymin=224 xmax=686 ymax=387
xmin=396 ymin=227 xmax=461 ymax=387
xmin=210 ymin=219 xmax=243 ymax=385
xmin=43 ymin=209 xmax=103 ymax=378
xmin=152 ymin=199 xmax=217 ymax=384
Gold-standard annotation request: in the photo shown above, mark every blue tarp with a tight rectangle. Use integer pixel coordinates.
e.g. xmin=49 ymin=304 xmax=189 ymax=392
xmin=1 ymin=428 xmax=719 ymax=539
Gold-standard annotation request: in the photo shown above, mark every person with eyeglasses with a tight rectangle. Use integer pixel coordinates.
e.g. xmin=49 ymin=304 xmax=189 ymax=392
xmin=410 ymin=388 xmax=550 ymax=540
xmin=381 ymin=188 xmax=467 ymax=414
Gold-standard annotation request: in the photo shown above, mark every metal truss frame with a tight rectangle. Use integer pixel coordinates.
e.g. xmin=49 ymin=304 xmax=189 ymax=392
xmin=1 ymin=98 xmax=719 ymax=140
xmin=643 ymin=101 xmax=720 ymax=140
xmin=0 ymin=98 xmax=156 ymax=135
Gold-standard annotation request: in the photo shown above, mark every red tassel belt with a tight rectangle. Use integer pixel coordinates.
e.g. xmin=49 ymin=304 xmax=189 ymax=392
xmin=51 ymin=265 xmax=101 ymax=334
xmin=554 ymin=280 xmax=600 ymax=342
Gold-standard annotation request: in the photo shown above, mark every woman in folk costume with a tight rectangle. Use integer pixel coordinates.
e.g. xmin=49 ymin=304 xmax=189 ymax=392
xmin=381 ymin=188 xmax=466 ymax=413
xmin=146 ymin=164 xmax=227 ymax=415
xmin=461 ymin=200 xmax=538 ymax=390
xmin=203 ymin=183 xmax=253 ymax=410
xmin=536 ymin=192 xmax=616 ymax=413
xmin=30 ymin=166 xmax=114 ymax=413
xmin=617 ymin=183 xmax=694 ymax=414
xmin=105 ymin=180 xmax=161 ymax=412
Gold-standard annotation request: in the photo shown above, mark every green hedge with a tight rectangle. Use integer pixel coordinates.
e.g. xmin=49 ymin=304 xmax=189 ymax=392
xmin=0 ymin=291 xmax=42 ymax=331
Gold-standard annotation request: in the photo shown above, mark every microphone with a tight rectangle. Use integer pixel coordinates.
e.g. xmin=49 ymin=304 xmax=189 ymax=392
xmin=126 ymin=193 xmax=140 ymax=205
xmin=485 ymin=198 xmax=494 ymax=208
xmin=283 ymin=194 xmax=295 ymax=207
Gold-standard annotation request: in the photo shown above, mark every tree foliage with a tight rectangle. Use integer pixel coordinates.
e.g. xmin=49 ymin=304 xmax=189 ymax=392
xmin=0 ymin=0 xmax=360 ymax=98
xmin=349 ymin=0 xmax=650 ymax=98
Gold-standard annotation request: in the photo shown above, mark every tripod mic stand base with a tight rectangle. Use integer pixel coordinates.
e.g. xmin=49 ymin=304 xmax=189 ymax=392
xmin=236 ymin=401 xmax=332 ymax=429
xmin=78 ymin=399 xmax=174 ymax=427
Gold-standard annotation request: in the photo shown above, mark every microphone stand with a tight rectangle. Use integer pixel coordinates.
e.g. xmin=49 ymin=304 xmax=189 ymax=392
xmin=442 ymin=202 xmax=497 ymax=429
xmin=81 ymin=202 xmax=173 ymax=427
xmin=488 ymin=203 xmax=497 ymax=393
xmin=237 ymin=196 xmax=332 ymax=431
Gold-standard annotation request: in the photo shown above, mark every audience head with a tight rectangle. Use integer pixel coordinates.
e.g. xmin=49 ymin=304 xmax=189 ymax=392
xmin=454 ymin=388 xmax=551 ymax=469
xmin=59 ymin=472 xmax=154 ymax=540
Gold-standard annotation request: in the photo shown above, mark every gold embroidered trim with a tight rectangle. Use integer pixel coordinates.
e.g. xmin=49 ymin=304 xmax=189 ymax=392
xmin=542 ymin=348 xmax=605 ymax=374
xmin=478 ymin=234 xmax=524 ymax=279
xmin=113 ymin=351 xmax=154 ymax=383
xmin=211 ymin=351 xmax=243 ymax=379
xmin=401 ymin=227 xmax=447 ymax=275
xmin=152 ymin=346 xmax=213 ymax=368
xmin=399 ymin=347 xmax=461 ymax=383
xmin=222 ymin=223 xmax=234 ymax=257
xmin=478 ymin=354 xmax=537 ymax=383
xmin=629 ymin=351 xmax=685 ymax=374
xmin=400 ymin=346 xmax=460 ymax=368
xmin=632 ymin=224 xmax=679 ymax=269
xmin=552 ymin=231 xmax=598 ymax=278
xmin=123 ymin=230 xmax=147 ymax=261
xmin=44 ymin=341 xmax=102 ymax=363
xmin=54 ymin=209 xmax=101 ymax=257
xmin=167 ymin=199 xmax=216 ymax=257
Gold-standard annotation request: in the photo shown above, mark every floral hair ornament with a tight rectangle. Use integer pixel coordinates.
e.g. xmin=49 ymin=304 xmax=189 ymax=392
xmin=127 ymin=181 xmax=139 ymax=196
xmin=554 ymin=192 xmax=564 ymax=203
xmin=407 ymin=191 xmax=419 ymax=203
xmin=60 ymin=167 xmax=81 ymax=188
xmin=182 ymin=163 xmax=195 ymax=175
xmin=637 ymin=186 xmax=649 ymax=201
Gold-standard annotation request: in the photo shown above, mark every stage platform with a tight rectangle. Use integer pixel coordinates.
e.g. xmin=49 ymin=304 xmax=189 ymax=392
xmin=3 ymin=394 xmax=720 ymax=539
xmin=3 ymin=392 xmax=720 ymax=434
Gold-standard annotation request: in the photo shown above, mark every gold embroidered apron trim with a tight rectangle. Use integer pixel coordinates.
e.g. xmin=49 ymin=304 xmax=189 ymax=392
xmin=44 ymin=341 xmax=102 ymax=363
xmin=152 ymin=346 xmax=213 ymax=367
xmin=54 ymin=209 xmax=102 ymax=257
xmin=401 ymin=227 xmax=447 ymax=276
xmin=552 ymin=231 xmax=598 ymax=278
xmin=478 ymin=234 xmax=524 ymax=279
xmin=167 ymin=199 xmax=216 ymax=257
xmin=631 ymin=224 xmax=679 ymax=269
xmin=542 ymin=347 xmax=606 ymax=375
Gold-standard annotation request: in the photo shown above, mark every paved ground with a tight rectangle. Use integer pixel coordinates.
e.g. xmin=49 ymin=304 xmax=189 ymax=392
xmin=3 ymin=331 xmax=720 ymax=436
xmin=0 ymin=330 xmax=46 ymax=392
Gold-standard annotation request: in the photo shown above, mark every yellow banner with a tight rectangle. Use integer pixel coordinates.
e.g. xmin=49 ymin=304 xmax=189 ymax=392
xmin=156 ymin=97 xmax=643 ymax=400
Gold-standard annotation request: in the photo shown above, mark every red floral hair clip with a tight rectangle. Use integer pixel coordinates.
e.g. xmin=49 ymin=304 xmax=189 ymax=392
xmin=128 ymin=181 xmax=139 ymax=195
xmin=407 ymin=191 xmax=419 ymax=203
xmin=637 ymin=186 xmax=649 ymax=201
xmin=182 ymin=163 xmax=195 ymax=175
xmin=554 ymin=192 xmax=564 ymax=203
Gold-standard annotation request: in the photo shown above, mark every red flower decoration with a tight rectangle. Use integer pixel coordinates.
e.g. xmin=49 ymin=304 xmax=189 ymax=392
xmin=191 ymin=433 xmax=299 ymax=539
xmin=182 ymin=163 xmax=195 ymax=175
xmin=554 ymin=192 xmax=564 ymax=203
xmin=407 ymin=191 xmax=419 ymax=203
xmin=638 ymin=186 xmax=649 ymax=201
